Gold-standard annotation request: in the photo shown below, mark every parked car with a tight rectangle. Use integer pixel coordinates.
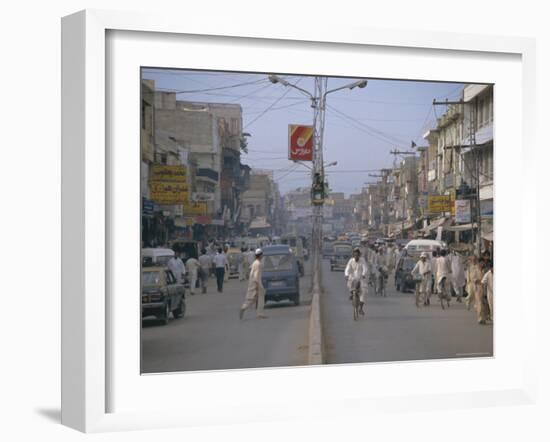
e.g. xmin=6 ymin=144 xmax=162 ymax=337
xmin=394 ymin=256 xmax=418 ymax=292
xmin=261 ymin=245 xmax=300 ymax=306
xmin=141 ymin=267 xmax=186 ymax=325
xmin=330 ymin=241 xmax=353 ymax=271
xmin=142 ymin=248 xmax=174 ymax=267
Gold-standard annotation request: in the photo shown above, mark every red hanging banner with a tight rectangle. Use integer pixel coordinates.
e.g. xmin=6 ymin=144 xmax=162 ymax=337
xmin=288 ymin=124 xmax=314 ymax=161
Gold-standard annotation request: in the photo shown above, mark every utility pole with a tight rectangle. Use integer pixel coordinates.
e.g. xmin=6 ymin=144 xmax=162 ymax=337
xmin=268 ymin=75 xmax=367 ymax=287
xmin=368 ymin=168 xmax=392 ymax=235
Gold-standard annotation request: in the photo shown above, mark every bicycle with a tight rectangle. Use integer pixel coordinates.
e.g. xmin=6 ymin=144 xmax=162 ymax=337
xmin=349 ymin=278 xmax=362 ymax=321
xmin=375 ymin=267 xmax=387 ymax=297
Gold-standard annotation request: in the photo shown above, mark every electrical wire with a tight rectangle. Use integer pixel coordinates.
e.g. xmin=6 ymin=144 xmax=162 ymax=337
xmin=154 ymin=78 xmax=268 ymax=94
xmin=244 ymin=78 xmax=305 ymax=129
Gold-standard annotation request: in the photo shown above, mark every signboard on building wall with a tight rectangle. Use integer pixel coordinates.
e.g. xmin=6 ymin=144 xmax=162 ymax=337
xmin=183 ymin=201 xmax=207 ymax=215
xmin=150 ymin=182 xmax=189 ymax=204
xmin=455 ymin=199 xmax=471 ymax=223
xmin=151 ymin=164 xmax=187 ymax=182
xmin=428 ymin=195 xmax=452 ymax=214
xmin=480 ymin=199 xmax=493 ymax=217
xmin=288 ymin=125 xmax=314 ymax=161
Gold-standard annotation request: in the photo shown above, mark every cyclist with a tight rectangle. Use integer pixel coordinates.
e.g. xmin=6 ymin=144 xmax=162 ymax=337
xmin=374 ymin=246 xmax=388 ymax=296
xmin=411 ymin=252 xmax=432 ymax=307
xmin=344 ymin=247 xmax=368 ymax=316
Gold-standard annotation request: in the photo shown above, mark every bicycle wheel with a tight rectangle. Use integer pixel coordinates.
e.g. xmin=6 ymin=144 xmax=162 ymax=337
xmin=352 ymin=291 xmax=359 ymax=321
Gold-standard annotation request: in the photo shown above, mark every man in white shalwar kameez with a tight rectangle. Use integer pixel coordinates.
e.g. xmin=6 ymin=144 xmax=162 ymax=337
xmin=450 ymin=252 xmax=466 ymax=303
xmin=239 ymin=249 xmax=267 ymax=320
xmin=481 ymin=262 xmax=494 ymax=322
xmin=185 ymin=256 xmax=200 ymax=295
xmin=344 ymin=248 xmax=369 ymax=315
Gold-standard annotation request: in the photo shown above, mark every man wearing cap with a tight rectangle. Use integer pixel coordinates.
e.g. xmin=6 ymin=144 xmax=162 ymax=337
xmin=344 ymin=247 xmax=369 ymax=315
xmin=411 ymin=253 xmax=432 ymax=307
xmin=239 ymin=248 xmax=267 ymax=320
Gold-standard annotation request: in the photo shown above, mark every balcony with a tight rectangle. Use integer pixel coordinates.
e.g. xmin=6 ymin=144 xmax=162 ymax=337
xmin=196 ymin=168 xmax=219 ymax=183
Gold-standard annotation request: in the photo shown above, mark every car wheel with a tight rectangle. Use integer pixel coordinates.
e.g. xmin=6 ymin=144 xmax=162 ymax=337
xmin=161 ymin=302 xmax=170 ymax=325
xmin=293 ymin=293 xmax=300 ymax=306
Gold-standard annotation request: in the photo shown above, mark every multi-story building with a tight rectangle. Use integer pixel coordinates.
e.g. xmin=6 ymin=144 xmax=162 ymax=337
xmin=462 ymin=84 xmax=494 ymax=247
xmin=154 ymin=94 xmax=222 ymax=217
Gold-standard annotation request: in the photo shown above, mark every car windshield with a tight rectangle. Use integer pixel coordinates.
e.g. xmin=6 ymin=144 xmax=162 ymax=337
xmin=403 ymin=260 xmax=416 ymax=271
xmin=142 ymin=271 xmax=161 ymax=286
xmin=156 ymin=256 xmax=172 ymax=266
xmin=263 ymin=254 xmax=293 ymax=272
xmin=333 ymin=245 xmax=352 ymax=254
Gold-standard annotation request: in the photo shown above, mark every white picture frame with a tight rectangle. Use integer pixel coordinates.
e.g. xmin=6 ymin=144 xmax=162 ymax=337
xmin=61 ymin=9 xmax=537 ymax=433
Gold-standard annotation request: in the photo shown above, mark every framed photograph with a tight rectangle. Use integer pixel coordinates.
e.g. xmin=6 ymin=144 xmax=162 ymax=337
xmin=62 ymin=9 xmax=537 ymax=433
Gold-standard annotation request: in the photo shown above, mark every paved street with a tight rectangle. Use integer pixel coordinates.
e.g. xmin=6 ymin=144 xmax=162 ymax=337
xmin=321 ymin=259 xmax=493 ymax=365
xmin=141 ymin=262 xmax=313 ymax=373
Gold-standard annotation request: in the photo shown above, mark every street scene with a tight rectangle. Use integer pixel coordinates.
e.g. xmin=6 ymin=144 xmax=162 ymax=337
xmin=140 ymin=69 xmax=494 ymax=373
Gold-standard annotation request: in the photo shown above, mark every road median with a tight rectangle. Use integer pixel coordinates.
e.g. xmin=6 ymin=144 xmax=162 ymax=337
xmin=308 ymin=255 xmax=324 ymax=365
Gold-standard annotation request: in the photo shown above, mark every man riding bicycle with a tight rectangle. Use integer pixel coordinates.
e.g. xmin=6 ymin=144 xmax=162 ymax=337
xmin=344 ymin=248 xmax=369 ymax=315
xmin=374 ymin=246 xmax=388 ymax=296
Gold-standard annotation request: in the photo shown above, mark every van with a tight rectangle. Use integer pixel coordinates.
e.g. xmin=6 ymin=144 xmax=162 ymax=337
xmin=404 ymin=239 xmax=447 ymax=257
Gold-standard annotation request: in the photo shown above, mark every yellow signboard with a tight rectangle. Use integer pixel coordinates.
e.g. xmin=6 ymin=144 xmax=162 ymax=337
xmin=428 ymin=195 xmax=453 ymax=214
xmin=151 ymin=165 xmax=187 ymax=182
xmin=183 ymin=201 xmax=207 ymax=216
xmin=150 ymin=181 xmax=189 ymax=205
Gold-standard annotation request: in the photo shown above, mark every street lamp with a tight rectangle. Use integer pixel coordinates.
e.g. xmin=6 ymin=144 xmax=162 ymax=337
xmin=268 ymin=74 xmax=367 ymax=284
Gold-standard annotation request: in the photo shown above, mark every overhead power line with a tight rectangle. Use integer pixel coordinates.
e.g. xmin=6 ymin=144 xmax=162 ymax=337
xmin=154 ymin=78 xmax=268 ymax=95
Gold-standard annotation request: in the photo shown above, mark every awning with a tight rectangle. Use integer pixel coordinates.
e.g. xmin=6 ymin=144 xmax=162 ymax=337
xmin=443 ymin=223 xmax=477 ymax=232
xmin=423 ymin=217 xmax=447 ymax=232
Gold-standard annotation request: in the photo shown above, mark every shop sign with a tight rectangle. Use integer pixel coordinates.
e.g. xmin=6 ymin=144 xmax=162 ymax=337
xmin=150 ymin=181 xmax=189 ymax=204
xmin=428 ymin=195 xmax=453 ymax=213
xmin=454 ymin=199 xmax=471 ymax=223
xmin=183 ymin=201 xmax=207 ymax=216
xmin=151 ymin=164 xmax=187 ymax=182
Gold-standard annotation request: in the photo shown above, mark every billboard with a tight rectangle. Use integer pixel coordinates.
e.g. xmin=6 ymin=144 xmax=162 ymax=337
xmin=150 ymin=181 xmax=189 ymax=205
xmin=182 ymin=201 xmax=208 ymax=216
xmin=428 ymin=195 xmax=452 ymax=214
xmin=288 ymin=124 xmax=314 ymax=161
xmin=454 ymin=199 xmax=471 ymax=223
xmin=150 ymin=164 xmax=190 ymax=204
xmin=151 ymin=164 xmax=187 ymax=182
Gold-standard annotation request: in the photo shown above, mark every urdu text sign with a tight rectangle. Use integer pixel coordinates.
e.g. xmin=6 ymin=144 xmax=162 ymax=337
xmin=428 ymin=195 xmax=453 ymax=214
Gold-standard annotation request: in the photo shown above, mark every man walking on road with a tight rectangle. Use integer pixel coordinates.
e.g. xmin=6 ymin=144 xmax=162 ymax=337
xmin=198 ymin=249 xmax=212 ymax=294
xmin=411 ymin=252 xmax=432 ymax=307
xmin=482 ymin=261 xmax=494 ymax=322
xmin=450 ymin=252 xmax=466 ymax=303
xmin=239 ymin=248 xmax=268 ymax=320
xmin=213 ymin=248 xmax=227 ymax=293
xmin=345 ymin=248 xmax=368 ymax=315
xmin=185 ymin=255 xmax=200 ymax=295
xmin=435 ymin=249 xmax=452 ymax=308
xmin=167 ymin=251 xmax=186 ymax=284
xmin=472 ymin=259 xmax=488 ymax=324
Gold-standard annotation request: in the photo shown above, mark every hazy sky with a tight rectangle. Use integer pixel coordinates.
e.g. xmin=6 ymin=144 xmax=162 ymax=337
xmin=142 ymin=68 xmax=464 ymax=196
